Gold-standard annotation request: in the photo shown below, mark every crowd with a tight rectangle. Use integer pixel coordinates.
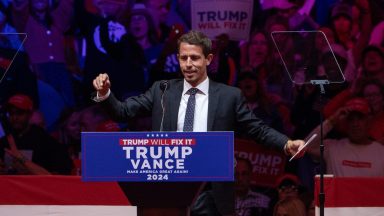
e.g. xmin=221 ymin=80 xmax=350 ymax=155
xmin=0 ymin=0 xmax=383 ymax=215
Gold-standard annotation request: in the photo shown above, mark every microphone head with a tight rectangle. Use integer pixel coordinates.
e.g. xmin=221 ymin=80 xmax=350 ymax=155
xmin=160 ymin=80 xmax=169 ymax=91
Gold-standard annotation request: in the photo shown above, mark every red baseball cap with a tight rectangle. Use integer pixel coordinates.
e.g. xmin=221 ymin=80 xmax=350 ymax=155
xmin=7 ymin=94 xmax=34 ymax=111
xmin=275 ymin=173 xmax=300 ymax=188
xmin=344 ymin=98 xmax=370 ymax=115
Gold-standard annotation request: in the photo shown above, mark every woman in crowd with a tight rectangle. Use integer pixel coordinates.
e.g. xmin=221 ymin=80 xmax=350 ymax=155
xmin=12 ymin=0 xmax=75 ymax=107
xmin=128 ymin=3 xmax=163 ymax=88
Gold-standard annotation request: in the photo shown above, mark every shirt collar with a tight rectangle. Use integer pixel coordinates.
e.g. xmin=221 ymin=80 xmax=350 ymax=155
xmin=183 ymin=77 xmax=209 ymax=95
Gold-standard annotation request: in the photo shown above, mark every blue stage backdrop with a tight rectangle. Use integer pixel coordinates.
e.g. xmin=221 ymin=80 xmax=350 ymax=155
xmin=82 ymin=132 xmax=234 ymax=182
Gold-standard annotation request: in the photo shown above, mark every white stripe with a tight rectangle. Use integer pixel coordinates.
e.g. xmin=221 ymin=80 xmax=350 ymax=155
xmin=0 ymin=205 xmax=137 ymax=216
xmin=316 ymin=207 xmax=384 ymax=216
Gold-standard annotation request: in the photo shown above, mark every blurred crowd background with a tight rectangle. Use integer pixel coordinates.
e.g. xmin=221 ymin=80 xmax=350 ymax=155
xmin=0 ymin=0 xmax=383 ymax=215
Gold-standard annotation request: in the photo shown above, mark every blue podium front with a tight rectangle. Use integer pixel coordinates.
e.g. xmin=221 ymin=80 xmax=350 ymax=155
xmin=82 ymin=132 xmax=234 ymax=182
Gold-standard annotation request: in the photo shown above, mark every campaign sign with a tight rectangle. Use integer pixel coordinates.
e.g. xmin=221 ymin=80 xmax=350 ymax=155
xmin=235 ymin=139 xmax=286 ymax=187
xmin=82 ymin=132 xmax=234 ymax=182
xmin=191 ymin=0 xmax=254 ymax=41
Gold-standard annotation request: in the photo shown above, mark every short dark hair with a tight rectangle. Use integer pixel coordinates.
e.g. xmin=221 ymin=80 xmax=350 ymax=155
xmin=177 ymin=30 xmax=212 ymax=57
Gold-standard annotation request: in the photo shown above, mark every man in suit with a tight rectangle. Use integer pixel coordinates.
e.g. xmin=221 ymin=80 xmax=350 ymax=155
xmin=93 ymin=30 xmax=305 ymax=215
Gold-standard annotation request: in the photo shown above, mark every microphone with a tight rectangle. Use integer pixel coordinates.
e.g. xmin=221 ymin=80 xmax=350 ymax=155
xmin=159 ymin=80 xmax=169 ymax=131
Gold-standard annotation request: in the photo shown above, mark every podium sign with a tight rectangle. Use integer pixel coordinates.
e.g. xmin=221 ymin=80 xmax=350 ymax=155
xmin=82 ymin=132 xmax=234 ymax=182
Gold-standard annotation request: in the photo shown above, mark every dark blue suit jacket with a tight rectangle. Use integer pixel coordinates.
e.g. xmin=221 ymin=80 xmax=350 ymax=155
xmin=99 ymin=78 xmax=289 ymax=215
xmin=101 ymin=79 xmax=288 ymax=150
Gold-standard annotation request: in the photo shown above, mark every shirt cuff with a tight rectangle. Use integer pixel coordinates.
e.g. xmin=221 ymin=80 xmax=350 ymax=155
xmin=94 ymin=89 xmax=111 ymax=102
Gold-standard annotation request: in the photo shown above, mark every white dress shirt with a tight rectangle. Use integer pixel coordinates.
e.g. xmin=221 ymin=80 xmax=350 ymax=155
xmin=96 ymin=78 xmax=209 ymax=132
xmin=177 ymin=78 xmax=209 ymax=132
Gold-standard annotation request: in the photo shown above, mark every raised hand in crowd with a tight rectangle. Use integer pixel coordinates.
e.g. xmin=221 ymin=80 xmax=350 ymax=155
xmin=4 ymin=134 xmax=50 ymax=175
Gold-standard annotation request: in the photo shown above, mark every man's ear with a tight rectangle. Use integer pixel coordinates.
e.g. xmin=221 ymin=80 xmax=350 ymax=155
xmin=206 ymin=54 xmax=213 ymax=65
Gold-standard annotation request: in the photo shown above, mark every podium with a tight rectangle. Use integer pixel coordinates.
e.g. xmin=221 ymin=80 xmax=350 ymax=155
xmin=82 ymin=131 xmax=235 ymax=215
xmin=119 ymin=182 xmax=205 ymax=215
xmin=314 ymin=176 xmax=384 ymax=216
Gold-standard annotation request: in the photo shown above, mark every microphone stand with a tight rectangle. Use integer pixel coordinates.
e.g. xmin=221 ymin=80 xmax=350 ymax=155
xmin=159 ymin=81 xmax=168 ymax=132
xmin=310 ymin=79 xmax=329 ymax=216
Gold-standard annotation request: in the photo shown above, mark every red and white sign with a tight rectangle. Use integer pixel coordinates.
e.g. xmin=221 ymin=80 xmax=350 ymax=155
xmin=314 ymin=176 xmax=384 ymax=216
xmin=191 ymin=0 xmax=253 ymax=41
xmin=235 ymin=139 xmax=287 ymax=187
xmin=0 ymin=175 xmax=136 ymax=216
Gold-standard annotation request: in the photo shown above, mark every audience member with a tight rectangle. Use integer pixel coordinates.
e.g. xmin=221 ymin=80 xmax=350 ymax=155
xmin=235 ymin=157 xmax=272 ymax=216
xmin=0 ymin=3 xmax=24 ymax=51
xmin=53 ymin=109 xmax=81 ymax=159
xmin=149 ymin=23 xmax=184 ymax=83
xmin=11 ymin=0 xmax=76 ymax=107
xmin=360 ymin=45 xmax=384 ymax=80
xmin=271 ymin=0 xmax=318 ymax=31
xmin=142 ymin=0 xmax=171 ymax=42
xmin=207 ymin=33 xmax=238 ymax=86
xmin=369 ymin=20 xmax=384 ymax=48
xmin=330 ymin=0 xmax=372 ymax=67
xmin=315 ymin=26 xmax=335 ymax=51
xmin=273 ymin=197 xmax=306 ymax=216
xmin=128 ymin=3 xmax=163 ymax=88
xmin=322 ymin=79 xmax=384 ymax=145
xmin=237 ymin=72 xmax=285 ymax=134
xmin=263 ymin=15 xmax=295 ymax=103
xmin=307 ymin=97 xmax=384 ymax=177
xmin=29 ymin=110 xmax=46 ymax=129
xmin=355 ymin=78 xmax=384 ymax=143
xmin=79 ymin=104 xmax=109 ymax=132
xmin=0 ymin=94 xmax=73 ymax=174
xmin=75 ymin=0 xmax=146 ymax=101
xmin=0 ymin=49 xmax=38 ymax=106
xmin=275 ymin=173 xmax=302 ymax=201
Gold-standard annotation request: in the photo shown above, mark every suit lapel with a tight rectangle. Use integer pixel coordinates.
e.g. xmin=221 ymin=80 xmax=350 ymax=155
xmin=207 ymin=80 xmax=219 ymax=131
xmin=168 ymin=80 xmax=183 ymax=131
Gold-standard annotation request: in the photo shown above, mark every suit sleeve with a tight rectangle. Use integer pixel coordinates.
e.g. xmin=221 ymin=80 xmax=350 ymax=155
xmin=99 ymin=82 xmax=160 ymax=121
xmin=234 ymin=89 xmax=288 ymax=150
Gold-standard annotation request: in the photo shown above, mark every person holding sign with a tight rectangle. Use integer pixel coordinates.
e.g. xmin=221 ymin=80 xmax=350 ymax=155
xmin=93 ymin=30 xmax=305 ymax=215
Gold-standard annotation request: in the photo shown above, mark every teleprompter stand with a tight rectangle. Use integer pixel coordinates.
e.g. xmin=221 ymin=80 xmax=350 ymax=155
xmin=271 ymin=30 xmax=345 ymax=216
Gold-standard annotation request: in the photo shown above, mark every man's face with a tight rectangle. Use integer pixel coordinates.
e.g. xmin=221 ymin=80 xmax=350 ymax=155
xmin=347 ymin=112 xmax=370 ymax=143
xmin=8 ymin=107 xmax=31 ymax=132
xmin=178 ymin=42 xmax=212 ymax=87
